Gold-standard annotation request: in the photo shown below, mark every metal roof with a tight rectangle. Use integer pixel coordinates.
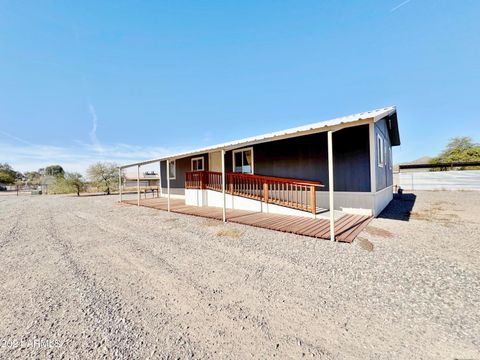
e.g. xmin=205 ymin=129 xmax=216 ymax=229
xmin=120 ymin=106 xmax=398 ymax=169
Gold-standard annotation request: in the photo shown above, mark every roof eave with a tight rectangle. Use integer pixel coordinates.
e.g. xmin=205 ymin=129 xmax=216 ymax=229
xmin=119 ymin=117 xmax=376 ymax=169
xmin=387 ymin=111 xmax=401 ymax=146
xmin=119 ymin=106 xmax=398 ymax=169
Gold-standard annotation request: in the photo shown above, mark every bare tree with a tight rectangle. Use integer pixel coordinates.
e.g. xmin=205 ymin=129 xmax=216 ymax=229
xmin=64 ymin=172 xmax=86 ymax=196
xmin=87 ymin=162 xmax=118 ymax=195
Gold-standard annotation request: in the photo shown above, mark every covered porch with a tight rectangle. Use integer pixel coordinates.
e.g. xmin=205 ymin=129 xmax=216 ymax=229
xmin=119 ymin=129 xmax=341 ymax=241
xmin=117 ymin=133 xmax=362 ymax=241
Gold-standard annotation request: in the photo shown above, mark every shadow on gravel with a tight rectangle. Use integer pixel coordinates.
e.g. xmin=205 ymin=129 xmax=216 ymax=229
xmin=76 ymin=191 xmax=146 ymax=197
xmin=378 ymin=193 xmax=416 ymax=221
xmin=74 ymin=193 xmax=123 ymax=197
xmin=77 ymin=193 xmax=112 ymax=197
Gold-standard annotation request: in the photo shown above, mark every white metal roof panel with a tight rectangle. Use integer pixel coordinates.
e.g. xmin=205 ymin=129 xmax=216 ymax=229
xmin=120 ymin=106 xmax=396 ymax=168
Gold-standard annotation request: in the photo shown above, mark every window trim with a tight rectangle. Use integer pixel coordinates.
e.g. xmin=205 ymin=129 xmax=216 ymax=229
xmin=232 ymin=147 xmax=254 ymax=174
xmin=191 ymin=156 xmax=205 ymax=172
xmin=377 ymin=135 xmax=384 ymax=168
xmin=168 ymin=159 xmax=176 ymax=180
xmin=388 ymin=147 xmax=392 ymax=170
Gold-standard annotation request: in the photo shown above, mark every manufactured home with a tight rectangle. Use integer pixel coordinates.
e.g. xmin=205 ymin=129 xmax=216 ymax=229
xmin=120 ymin=107 xmax=399 ymax=240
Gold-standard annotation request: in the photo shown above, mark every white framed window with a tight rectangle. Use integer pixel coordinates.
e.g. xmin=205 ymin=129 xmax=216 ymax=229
xmin=191 ymin=157 xmax=204 ymax=171
xmin=388 ymin=147 xmax=393 ymax=170
xmin=168 ymin=160 xmax=176 ymax=179
xmin=377 ymin=135 xmax=384 ymax=167
xmin=233 ymin=147 xmax=254 ymax=174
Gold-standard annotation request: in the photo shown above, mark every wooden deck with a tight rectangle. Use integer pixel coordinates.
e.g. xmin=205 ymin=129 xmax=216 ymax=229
xmin=122 ymin=197 xmax=372 ymax=243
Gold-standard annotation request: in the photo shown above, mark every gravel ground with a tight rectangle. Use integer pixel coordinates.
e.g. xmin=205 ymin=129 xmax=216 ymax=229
xmin=0 ymin=191 xmax=479 ymax=359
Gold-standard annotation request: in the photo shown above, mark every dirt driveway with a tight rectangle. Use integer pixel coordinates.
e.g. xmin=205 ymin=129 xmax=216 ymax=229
xmin=0 ymin=191 xmax=479 ymax=359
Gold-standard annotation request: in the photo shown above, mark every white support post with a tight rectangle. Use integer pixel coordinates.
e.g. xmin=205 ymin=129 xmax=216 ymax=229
xmin=369 ymin=122 xmax=377 ymax=193
xmin=119 ymin=168 xmax=123 ymax=202
xmin=158 ymin=160 xmax=163 ymax=197
xmin=328 ymin=131 xmax=335 ymax=242
xmin=167 ymin=159 xmax=171 ymax=212
xmin=221 ymin=149 xmax=226 ymax=222
xmin=137 ymin=165 xmax=140 ymax=206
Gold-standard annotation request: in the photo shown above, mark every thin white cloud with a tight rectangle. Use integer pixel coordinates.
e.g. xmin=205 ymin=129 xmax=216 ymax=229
xmin=0 ymin=130 xmax=32 ymax=145
xmin=0 ymin=140 xmax=187 ymax=175
xmin=0 ymin=121 xmax=189 ymax=174
xmin=88 ymin=103 xmax=102 ymax=152
xmin=390 ymin=0 xmax=412 ymax=12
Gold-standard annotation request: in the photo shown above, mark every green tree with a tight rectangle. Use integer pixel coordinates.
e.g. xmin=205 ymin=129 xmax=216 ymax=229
xmin=87 ymin=162 xmax=118 ymax=195
xmin=64 ymin=172 xmax=86 ymax=196
xmin=0 ymin=163 xmax=19 ymax=184
xmin=25 ymin=171 xmax=42 ymax=186
xmin=45 ymin=165 xmax=65 ymax=178
xmin=430 ymin=137 xmax=480 ymax=170
xmin=48 ymin=177 xmax=66 ymax=194
xmin=0 ymin=171 xmax=15 ymax=184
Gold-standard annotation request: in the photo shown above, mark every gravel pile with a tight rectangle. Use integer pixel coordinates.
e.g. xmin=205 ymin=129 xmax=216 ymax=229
xmin=0 ymin=191 xmax=479 ymax=359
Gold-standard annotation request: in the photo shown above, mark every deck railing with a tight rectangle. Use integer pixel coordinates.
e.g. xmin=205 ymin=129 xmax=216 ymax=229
xmin=185 ymin=171 xmax=205 ymax=189
xmin=205 ymin=171 xmax=223 ymax=192
xmin=185 ymin=171 xmax=324 ymax=214
xmin=185 ymin=171 xmax=223 ymax=191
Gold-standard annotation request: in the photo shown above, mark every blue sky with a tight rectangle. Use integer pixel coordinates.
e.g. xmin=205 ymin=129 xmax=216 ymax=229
xmin=1 ymin=0 xmax=479 ymax=174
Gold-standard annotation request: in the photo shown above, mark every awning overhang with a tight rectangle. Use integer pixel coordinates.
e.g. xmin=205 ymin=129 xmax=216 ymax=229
xmin=119 ymin=106 xmax=399 ymax=169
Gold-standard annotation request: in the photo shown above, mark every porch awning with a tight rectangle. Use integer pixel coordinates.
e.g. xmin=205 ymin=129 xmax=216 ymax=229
xmin=119 ymin=106 xmax=398 ymax=169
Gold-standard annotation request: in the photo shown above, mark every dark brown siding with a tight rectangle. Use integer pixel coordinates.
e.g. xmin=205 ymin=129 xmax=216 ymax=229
xmin=160 ymin=154 xmax=209 ymax=192
xmin=225 ymin=125 xmax=371 ymax=192
xmin=161 ymin=125 xmax=371 ymax=193
xmin=253 ymin=133 xmax=328 ymax=182
xmin=332 ymin=125 xmax=371 ymax=192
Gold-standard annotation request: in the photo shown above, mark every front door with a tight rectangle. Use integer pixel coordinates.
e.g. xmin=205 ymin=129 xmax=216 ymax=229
xmin=209 ymin=151 xmax=222 ymax=172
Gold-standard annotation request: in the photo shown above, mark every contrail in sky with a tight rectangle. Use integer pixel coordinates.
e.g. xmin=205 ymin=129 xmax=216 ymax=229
xmin=0 ymin=130 xmax=32 ymax=145
xmin=390 ymin=0 xmax=412 ymax=12
xmin=88 ymin=103 xmax=102 ymax=151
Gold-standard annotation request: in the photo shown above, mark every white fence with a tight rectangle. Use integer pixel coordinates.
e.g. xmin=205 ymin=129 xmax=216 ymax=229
xmin=399 ymin=170 xmax=480 ymax=191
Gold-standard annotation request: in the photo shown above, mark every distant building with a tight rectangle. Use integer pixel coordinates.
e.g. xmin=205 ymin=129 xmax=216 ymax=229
xmin=124 ymin=171 xmax=159 ymax=189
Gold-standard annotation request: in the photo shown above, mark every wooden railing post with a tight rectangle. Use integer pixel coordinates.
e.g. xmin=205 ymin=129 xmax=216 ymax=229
xmin=263 ymin=181 xmax=269 ymax=204
xmin=310 ymin=185 xmax=316 ymax=215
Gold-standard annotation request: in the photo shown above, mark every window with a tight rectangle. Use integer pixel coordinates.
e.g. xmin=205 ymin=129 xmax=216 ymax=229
xmin=233 ymin=147 xmax=254 ymax=174
xmin=191 ymin=157 xmax=204 ymax=171
xmin=377 ymin=135 xmax=384 ymax=167
xmin=389 ymin=147 xmax=393 ymax=170
xmin=168 ymin=160 xmax=176 ymax=179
